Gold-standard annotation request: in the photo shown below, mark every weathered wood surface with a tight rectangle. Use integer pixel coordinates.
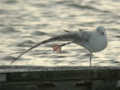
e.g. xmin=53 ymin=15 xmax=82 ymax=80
xmin=0 ymin=65 xmax=120 ymax=81
xmin=0 ymin=66 xmax=119 ymax=90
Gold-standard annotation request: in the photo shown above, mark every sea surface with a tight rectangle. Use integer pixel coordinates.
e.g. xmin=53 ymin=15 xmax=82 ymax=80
xmin=0 ymin=0 xmax=120 ymax=66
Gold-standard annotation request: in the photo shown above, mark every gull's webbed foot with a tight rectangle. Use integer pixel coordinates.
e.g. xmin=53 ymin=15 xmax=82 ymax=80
xmin=52 ymin=44 xmax=62 ymax=53
xmin=52 ymin=42 xmax=72 ymax=53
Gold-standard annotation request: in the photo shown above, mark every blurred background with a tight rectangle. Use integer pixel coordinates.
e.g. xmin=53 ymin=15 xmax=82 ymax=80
xmin=0 ymin=0 xmax=120 ymax=66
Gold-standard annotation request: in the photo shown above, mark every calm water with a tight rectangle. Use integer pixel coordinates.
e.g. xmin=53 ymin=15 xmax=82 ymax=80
xmin=0 ymin=0 xmax=120 ymax=66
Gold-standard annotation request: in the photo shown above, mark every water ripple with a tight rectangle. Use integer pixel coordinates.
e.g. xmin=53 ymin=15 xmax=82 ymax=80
xmin=0 ymin=0 xmax=120 ymax=66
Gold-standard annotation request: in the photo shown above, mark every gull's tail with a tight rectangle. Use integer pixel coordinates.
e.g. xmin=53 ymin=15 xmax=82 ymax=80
xmin=11 ymin=33 xmax=73 ymax=63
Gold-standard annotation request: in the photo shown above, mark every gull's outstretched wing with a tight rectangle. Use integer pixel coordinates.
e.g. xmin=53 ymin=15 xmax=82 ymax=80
xmin=12 ymin=29 xmax=91 ymax=63
xmin=71 ymin=30 xmax=91 ymax=52
xmin=12 ymin=33 xmax=77 ymax=63
xmin=72 ymin=30 xmax=90 ymax=43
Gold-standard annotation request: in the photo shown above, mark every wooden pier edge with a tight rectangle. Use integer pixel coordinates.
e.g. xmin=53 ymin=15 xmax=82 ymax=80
xmin=0 ymin=65 xmax=119 ymax=90
xmin=0 ymin=66 xmax=120 ymax=81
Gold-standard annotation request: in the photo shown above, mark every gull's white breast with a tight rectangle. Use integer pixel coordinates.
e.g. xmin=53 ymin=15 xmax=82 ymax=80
xmin=88 ymin=32 xmax=107 ymax=52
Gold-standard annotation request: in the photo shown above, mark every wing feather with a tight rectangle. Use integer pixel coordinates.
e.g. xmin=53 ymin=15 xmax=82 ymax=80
xmin=12 ymin=33 xmax=76 ymax=63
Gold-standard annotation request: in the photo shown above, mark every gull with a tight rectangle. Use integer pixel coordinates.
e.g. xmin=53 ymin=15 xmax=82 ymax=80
xmin=12 ymin=26 xmax=107 ymax=66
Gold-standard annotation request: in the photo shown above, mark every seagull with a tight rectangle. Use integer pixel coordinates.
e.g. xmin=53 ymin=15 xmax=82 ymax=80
xmin=12 ymin=26 xmax=107 ymax=66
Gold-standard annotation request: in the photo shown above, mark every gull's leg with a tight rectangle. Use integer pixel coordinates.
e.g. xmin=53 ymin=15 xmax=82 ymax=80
xmin=89 ymin=53 xmax=93 ymax=67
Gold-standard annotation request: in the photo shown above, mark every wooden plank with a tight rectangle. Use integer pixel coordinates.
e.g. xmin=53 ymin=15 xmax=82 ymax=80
xmin=0 ymin=66 xmax=120 ymax=73
xmin=6 ymin=69 xmax=119 ymax=81
xmin=0 ymin=66 xmax=119 ymax=81
xmin=0 ymin=66 xmax=119 ymax=90
xmin=0 ymin=74 xmax=6 ymax=82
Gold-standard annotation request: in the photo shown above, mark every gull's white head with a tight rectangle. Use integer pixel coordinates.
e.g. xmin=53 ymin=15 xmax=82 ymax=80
xmin=96 ymin=26 xmax=105 ymax=35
